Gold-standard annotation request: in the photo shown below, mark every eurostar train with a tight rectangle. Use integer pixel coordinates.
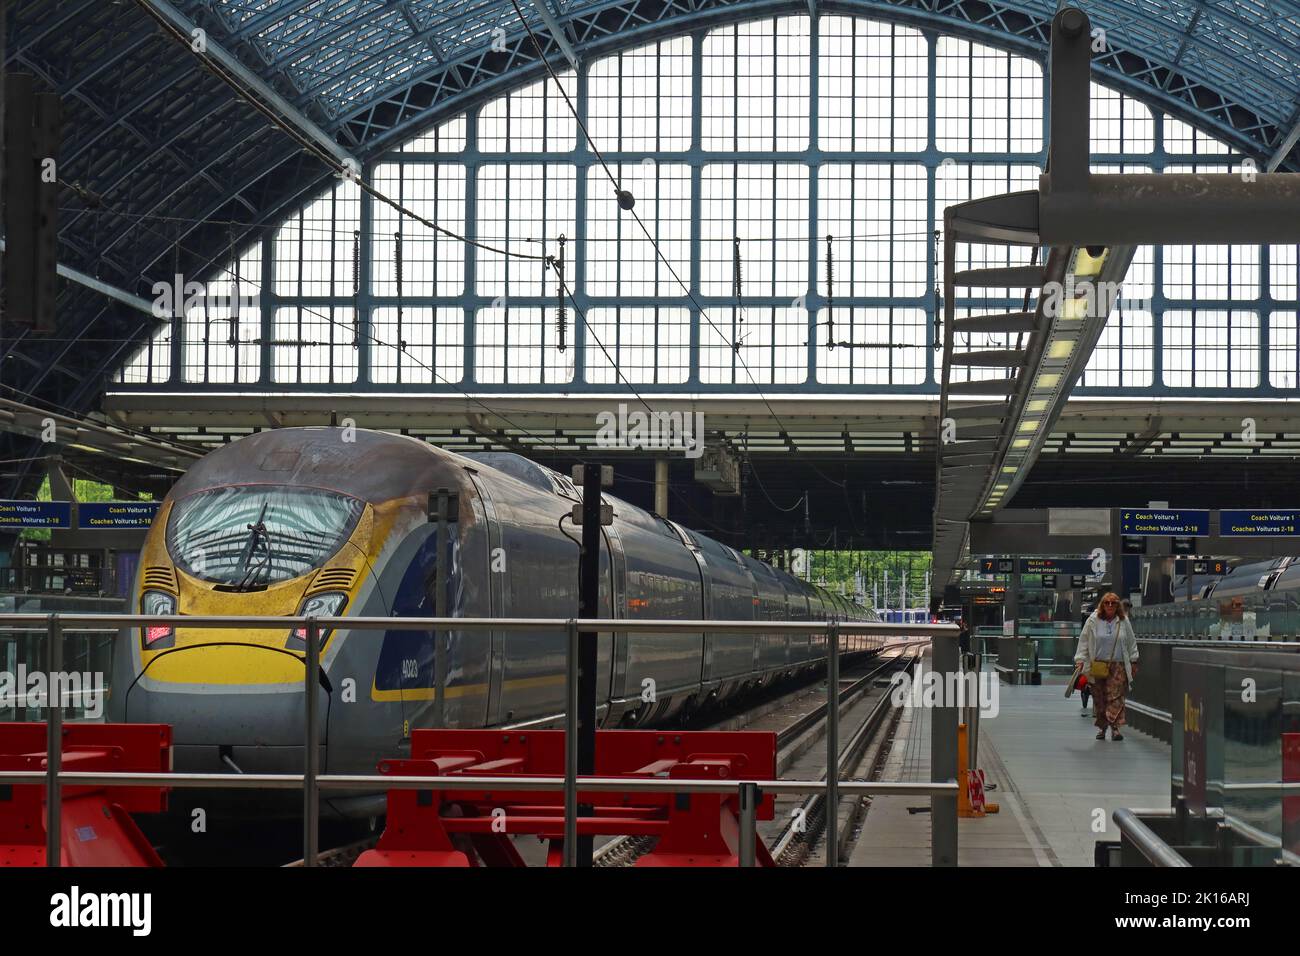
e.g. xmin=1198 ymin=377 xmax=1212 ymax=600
xmin=108 ymin=427 xmax=881 ymax=818
xmin=1130 ymin=557 xmax=1300 ymax=641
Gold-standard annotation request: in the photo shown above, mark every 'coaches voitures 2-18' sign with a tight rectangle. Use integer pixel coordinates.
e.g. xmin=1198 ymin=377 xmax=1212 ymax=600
xmin=76 ymin=501 xmax=160 ymax=530
xmin=0 ymin=501 xmax=72 ymax=529
xmin=1219 ymin=510 xmax=1300 ymax=537
xmin=0 ymin=501 xmax=159 ymax=530
xmin=1118 ymin=508 xmax=1210 ymax=536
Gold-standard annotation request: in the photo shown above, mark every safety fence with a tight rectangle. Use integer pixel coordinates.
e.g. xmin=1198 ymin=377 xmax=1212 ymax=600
xmin=0 ymin=613 xmax=959 ymax=867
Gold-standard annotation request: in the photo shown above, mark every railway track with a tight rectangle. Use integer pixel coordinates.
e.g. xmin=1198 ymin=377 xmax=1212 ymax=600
xmin=770 ymin=651 xmax=915 ymax=865
xmin=595 ymin=643 xmax=922 ymax=867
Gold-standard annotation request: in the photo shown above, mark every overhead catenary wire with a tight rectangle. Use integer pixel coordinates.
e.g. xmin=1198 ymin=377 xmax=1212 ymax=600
xmin=67 ymin=3 xmax=861 ymax=514
xmin=133 ymin=0 xmax=544 ymax=265
xmin=505 ymin=0 xmax=854 ymax=502
xmin=58 ymin=206 xmax=931 ymax=244
xmin=114 ymin=217 xmax=615 ymax=463
xmin=549 ymin=258 xmax=658 ymax=421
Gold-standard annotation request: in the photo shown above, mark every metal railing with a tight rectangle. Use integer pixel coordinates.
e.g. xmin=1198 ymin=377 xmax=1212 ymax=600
xmin=1111 ymin=808 xmax=1192 ymax=867
xmin=0 ymin=612 xmax=959 ymax=868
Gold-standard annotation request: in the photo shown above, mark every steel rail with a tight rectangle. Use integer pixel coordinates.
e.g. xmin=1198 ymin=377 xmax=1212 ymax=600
xmin=770 ymin=648 xmax=920 ymax=862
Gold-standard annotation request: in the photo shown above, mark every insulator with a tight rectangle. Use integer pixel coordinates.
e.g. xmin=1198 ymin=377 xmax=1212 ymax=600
xmin=229 ymin=250 xmax=241 ymax=346
xmin=394 ymin=230 xmax=406 ymax=350
xmin=352 ymin=229 xmax=361 ymax=297
xmin=732 ymin=237 xmax=744 ymax=323
xmin=556 ymin=235 xmax=568 ymax=353
xmin=394 ymin=230 xmax=403 ymax=298
xmin=825 ymin=235 xmax=835 ymax=351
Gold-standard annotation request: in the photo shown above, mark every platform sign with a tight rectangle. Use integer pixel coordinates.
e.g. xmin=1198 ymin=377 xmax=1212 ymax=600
xmin=1019 ymin=557 xmax=1092 ymax=575
xmin=978 ymin=558 xmax=1014 ymax=574
xmin=76 ymin=501 xmax=160 ymax=530
xmin=0 ymin=500 xmax=71 ymax=529
xmin=1182 ymin=678 xmax=1207 ymax=815
xmin=1219 ymin=509 xmax=1300 ymax=537
xmin=1178 ymin=559 xmax=1229 ymax=576
xmin=1118 ymin=508 xmax=1210 ymax=536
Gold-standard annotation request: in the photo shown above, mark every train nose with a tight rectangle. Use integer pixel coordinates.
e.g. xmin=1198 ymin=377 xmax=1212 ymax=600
xmin=125 ymin=643 xmax=330 ymax=774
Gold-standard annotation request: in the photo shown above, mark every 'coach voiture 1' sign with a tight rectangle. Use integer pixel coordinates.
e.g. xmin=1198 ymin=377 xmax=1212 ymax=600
xmin=76 ymin=501 xmax=161 ymax=530
xmin=1118 ymin=508 xmax=1210 ymax=536
xmin=1219 ymin=510 xmax=1300 ymax=537
xmin=0 ymin=500 xmax=72 ymax=529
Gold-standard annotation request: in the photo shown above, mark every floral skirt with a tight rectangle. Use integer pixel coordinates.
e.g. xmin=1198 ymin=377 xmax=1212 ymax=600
xmin=1091 ymin=661 xmax=1129 ymax=730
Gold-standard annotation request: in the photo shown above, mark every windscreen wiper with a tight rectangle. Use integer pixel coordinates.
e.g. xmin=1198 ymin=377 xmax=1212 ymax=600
xmin=233 ymin=502 xmax=272 ymax=591
xmin=233 ymin=522 xmax=272 ymax=591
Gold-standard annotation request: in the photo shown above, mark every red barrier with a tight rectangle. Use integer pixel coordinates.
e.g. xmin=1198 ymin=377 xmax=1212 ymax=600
xmin=355 ymin=729 xmax=778 ymax=867
xmin=0 ymin=723 xmax=171 ymax=867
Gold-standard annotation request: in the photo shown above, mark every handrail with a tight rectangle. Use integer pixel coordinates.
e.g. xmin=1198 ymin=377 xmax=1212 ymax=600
xmin=1134 ymin=637 xmax=1299 ymax=650
xmin=1 ymin=611 xmax=959 ymax=869
xmin=1112 ymin=807 xmax=1192 ymax=867
xmin=0 ymin=770 xmax=959 ymax=797
xmin=0 ymin=613 xmax=956 ymax=635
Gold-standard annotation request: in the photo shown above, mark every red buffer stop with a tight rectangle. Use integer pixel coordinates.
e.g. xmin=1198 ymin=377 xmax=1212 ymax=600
xmin=355 ymin=729 xmax=779 ymax=867
xmin=0 ymin=723 xmax=171 ymax=867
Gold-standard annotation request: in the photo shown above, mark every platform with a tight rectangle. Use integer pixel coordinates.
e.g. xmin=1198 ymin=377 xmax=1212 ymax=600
xmin=850 ymin=665 xmax=1170 ymax=866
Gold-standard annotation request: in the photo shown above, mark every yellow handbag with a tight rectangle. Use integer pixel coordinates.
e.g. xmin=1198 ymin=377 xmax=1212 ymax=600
xmin=1089 ymin=630 xmax=1120 ymax=679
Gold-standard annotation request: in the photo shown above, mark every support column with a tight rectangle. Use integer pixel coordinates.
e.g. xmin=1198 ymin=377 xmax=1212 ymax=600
xmin=930 ymin=627 xmax=959 ymax=867
xmin=1000 ymin=560 xmax=1021 ymax=679
xmin=654 ymin=459 xmax=668 ymax=517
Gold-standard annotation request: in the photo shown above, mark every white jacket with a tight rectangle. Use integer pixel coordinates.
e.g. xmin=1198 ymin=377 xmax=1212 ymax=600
xmin=1074 ymin=611 xmax=1138 ymax=683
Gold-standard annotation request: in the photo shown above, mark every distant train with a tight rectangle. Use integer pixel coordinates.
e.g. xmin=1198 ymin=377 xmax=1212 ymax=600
xmin=108 ymin=427 xmax=884 ymax=818
xmin=1130 ymin=558 xmax=1300 ymax=641
xmin=878 ymin=608 xmax=931 ymax=625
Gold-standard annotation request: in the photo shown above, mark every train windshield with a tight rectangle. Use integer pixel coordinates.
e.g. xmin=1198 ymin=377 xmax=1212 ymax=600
xmin=166 ymin=485 xmax=365 ymax=588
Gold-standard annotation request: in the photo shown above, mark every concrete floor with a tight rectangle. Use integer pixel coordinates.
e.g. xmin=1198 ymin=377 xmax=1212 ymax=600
xmin=850 ymin=666 xmax=1170 ymax=867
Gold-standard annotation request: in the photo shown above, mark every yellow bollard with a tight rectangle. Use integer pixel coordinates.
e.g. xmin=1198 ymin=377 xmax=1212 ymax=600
xmin=957 ymin=723 xmax=999 ymax=816
xmin=957 ymin=723 xmax=982 ymax=818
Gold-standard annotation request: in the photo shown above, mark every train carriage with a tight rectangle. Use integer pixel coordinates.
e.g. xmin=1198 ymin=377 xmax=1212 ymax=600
xmin=109 ymin=427 xmax=882 ymax=818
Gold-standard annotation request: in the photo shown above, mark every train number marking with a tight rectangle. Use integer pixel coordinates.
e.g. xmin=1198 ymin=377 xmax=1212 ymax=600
xmin=401 ymin=658 xmax=419 ymax=679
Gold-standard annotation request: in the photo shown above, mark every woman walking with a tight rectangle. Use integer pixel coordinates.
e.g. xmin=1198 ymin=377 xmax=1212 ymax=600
xmin=1075 ymin=593 xmax=1138 ymax=740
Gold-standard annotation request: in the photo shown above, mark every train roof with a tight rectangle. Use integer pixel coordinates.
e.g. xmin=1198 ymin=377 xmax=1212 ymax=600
xmin=1205 ymin=558 xmax=1287 ymax=599
xmin=166 ymin=427 xmax=453 ymax=504
xmin=173 ymin=429 xmax=873 ymax=614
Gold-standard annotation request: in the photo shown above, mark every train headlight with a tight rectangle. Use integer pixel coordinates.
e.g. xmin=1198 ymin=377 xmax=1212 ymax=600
xmin=141 ymin=590 xmax=177 ymax=648
xmin=289 ymin=592 xmax=348 ymax=647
